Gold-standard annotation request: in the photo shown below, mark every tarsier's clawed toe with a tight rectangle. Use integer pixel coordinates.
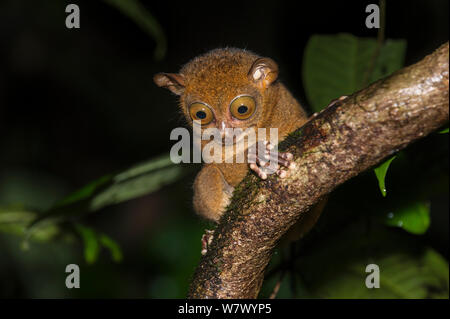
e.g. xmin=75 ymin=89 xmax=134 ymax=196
xmin=249 ymin=163 xmax=267 ymax=180
xmin=249 ymin=142 xmax=296 ymax=180
xmin=275 ymin=152 xmax=295 ymax=178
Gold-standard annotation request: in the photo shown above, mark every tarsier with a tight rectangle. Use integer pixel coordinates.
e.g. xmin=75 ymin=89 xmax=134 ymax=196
xmin=155 ymin=48 xmax=325 ymax=245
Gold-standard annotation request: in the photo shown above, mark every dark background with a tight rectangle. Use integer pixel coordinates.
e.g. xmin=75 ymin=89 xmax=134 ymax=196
xmin=0 ymin=0 xmax=448 ymax=298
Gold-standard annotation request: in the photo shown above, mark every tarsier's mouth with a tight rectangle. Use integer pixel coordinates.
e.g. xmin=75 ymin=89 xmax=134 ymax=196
xmin=195 ymin=126 xmax=260 ymax=146
xmin=220 ymin=135 xmax=239 ymax=146
xmin=219 ymin=126 xmax=258 ymax=147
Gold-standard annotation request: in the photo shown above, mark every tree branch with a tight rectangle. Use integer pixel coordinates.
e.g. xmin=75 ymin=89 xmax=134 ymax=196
xmin=188 ymin=42 xmax=449 ymax=299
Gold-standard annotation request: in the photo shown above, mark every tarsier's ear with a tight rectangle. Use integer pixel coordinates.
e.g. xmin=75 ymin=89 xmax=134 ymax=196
xmin=248 ymin=57 xmax=279 ymax=89
xmin=153 ymin=73 xmax=186 ymax=95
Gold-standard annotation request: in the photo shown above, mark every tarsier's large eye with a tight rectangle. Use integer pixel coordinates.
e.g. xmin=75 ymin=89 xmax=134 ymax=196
xmin=230 ymin=95 xmax=256 ymax=120
xmin=189 ymin=102 xmax=214 ymax=125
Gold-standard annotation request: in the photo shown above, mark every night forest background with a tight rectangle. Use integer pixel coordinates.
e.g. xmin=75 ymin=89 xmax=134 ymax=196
xmin=0 ymin=0 xmax=448 ymax=298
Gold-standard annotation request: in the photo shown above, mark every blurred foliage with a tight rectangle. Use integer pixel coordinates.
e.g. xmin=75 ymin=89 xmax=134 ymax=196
xmin=0 ymin=174 xmax=204 ymax=298
xmin=75 ymin=223 xmax=124 ymax=264
xmin=0 ymin=207 xmax=65 ymax=245
xmin=385 ymin=201 xmax=431 ymax=235
xmin=261 ymin=219 xmax=448 ymax=298
xmin=98 ymin=232 xmax=124 ymax=263
xmin=1 ymin=154 xmax=191 ymax=267
xmin=28 ymin=154 xmax=190 ymax=232
xmin=302 ymin=33 xmax=406 ymax=112
xmin=75 ymin=223 xmax=123 ymax=264
xmin=75 ymin=224 xmax=101 ymax=264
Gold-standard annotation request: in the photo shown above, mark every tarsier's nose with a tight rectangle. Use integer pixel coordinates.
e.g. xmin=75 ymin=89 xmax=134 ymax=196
xmin=219 ymin=121 xmax=228 ymax=139
xmin=218 ymin=121 xmax=236 ymax=145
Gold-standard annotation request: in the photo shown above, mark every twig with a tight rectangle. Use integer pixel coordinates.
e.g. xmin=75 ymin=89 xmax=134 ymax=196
xmin=269 ymin=269 xmax=286 ymax=299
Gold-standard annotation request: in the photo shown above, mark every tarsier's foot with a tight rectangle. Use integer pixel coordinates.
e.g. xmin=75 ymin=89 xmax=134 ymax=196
xmin=248 ymin=141 xmax=296 ymax=180
xmin=201 ymin=229 xmax=214 ymax=256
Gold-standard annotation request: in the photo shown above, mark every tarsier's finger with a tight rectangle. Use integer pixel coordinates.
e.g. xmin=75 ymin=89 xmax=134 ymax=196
xmin=276 ymin=169 xmax=288 ymax=178
xmin=256 ymin=152 xmax=278 ymax=168
xmin=265 ymin=141 xmax=275 ymax=150
xmin=249 ymin=141 xmax=297 ymax=179
xmin=271 ymin=151 xmax=293 ymax=162
xmin=272 ymin=155 xmax=290 ymax=168
xmin=267 ymin=151 xmax=295 ymax=168
xmin=250 ymin=163 xmax=268 ymax=179
xmin=280 ymin=152 xmax=293 ymax=160
xmin=249 ymin=153 xmax=274 ymax=170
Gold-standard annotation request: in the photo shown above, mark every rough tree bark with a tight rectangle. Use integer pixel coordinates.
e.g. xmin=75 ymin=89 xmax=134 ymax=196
xmin=188 ymin=42 xmax=449 ymax=299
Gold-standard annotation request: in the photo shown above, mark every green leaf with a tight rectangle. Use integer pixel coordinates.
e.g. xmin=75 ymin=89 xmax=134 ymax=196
xmin=302 ymin=33 xmax=406 ymax=112
xmin=103 ymin=0 xmax=167 ymax=60
xmin=0 ymin=207 xmax=62 ymax=243
xmin=439 ymin=127 xmax=449 ymax=134
xmin=75 ymin=224 xmax=123 ymax=264
xmin=54 ymin=175 xmax=113 ymax=208
xmin=424 ymin=249 xmax=450 ymax=290
xmin=89 ymin=156 xmax=185 ymax=211
xmin=99 ymin=233 xmax=123 ymax=263
xmin=28 ymin=154 xmax=189 ymax=233
xmin=288 ymin=221 xmax=448 ymax=299
xmin=75 ymin=224 xmax=100 ymax=264
xmin=374 ymin=155 xmax=397 ymax=197
xmin=385 ymin=201 xmax=431 ymax=235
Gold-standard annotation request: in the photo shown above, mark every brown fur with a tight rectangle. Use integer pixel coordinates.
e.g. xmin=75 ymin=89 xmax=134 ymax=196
xmin=154 ymin=48 xmax=309 ymax=222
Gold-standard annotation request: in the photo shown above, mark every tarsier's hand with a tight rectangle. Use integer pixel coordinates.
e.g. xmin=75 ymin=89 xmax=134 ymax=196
xmin=248 ymin=141 xmax=296 ymax=180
